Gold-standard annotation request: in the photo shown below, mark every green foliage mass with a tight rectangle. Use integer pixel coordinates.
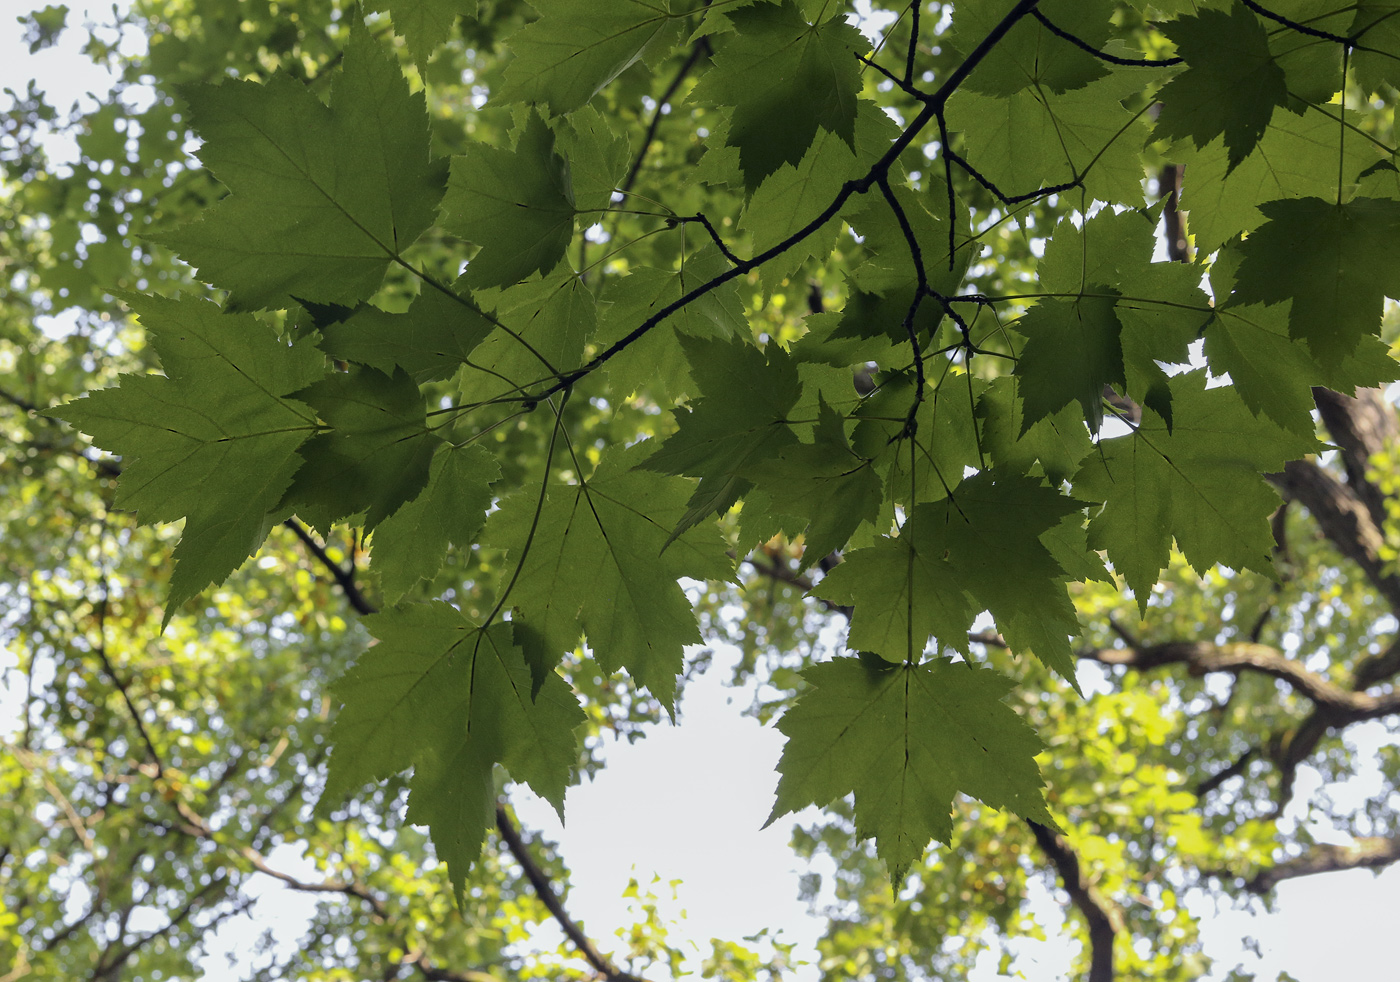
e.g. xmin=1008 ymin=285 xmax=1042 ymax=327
xmin=43 ymin=0 xmax=1400 ymax=897
xmin=8 ymin=0 xmax=1400 ymax=979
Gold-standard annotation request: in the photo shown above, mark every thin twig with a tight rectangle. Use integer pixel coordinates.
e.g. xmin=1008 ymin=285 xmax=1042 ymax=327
xmin=532 ymin=0 xmax=1050 ymax=404
xmin=1031 ymin=9 xmax=1182 ymax=66
xmin=0 ymin=385 xmax=39 ymax=413
xmin=858 ymin=52 xmax=932 ymax=103
xmin=283 ymin=518 xmax=377 ymax=616
xmin=875 ymin=176 xmax=928 ymax=438
xmin=90 ymin=561 xmax=166 ymax=778
xmin=1028 ymin=821 xmax=1122 ymax=982
xmin=618 ymin=39 xmax=711 ymax=199
xmin=673 ymin=213 xmax=742 ymax=265
xmin=1240 ymin=0 xmax=1352 ymax=44
xmin=495 ymin=805 xmax=647 ymax=982
xmin=904 ymin=0 xmax=920 ymax=86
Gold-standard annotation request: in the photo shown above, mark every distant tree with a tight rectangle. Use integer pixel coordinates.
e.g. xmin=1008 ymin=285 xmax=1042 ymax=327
xmin=4 ymin=1 xmax=1400 ymax=980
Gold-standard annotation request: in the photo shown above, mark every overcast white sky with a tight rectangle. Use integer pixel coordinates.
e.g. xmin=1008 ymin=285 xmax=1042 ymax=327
xmin=4 ymin=4 xmax=1399 ymax=980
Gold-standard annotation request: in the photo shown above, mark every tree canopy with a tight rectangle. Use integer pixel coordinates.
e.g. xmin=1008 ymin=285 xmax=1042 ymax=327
xmin=5 ymin=1 xmax=1400 ymax=980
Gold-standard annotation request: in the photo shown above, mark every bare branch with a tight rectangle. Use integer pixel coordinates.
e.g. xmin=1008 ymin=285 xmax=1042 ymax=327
xmin=1246 ymin=834 xmax=1400 ymax=894
xmin=1312 ymin=386 xmax=1400 ymax=532
xmin=0 ymin=385 xmax=40 ymax=413
xmin=88 ymin=582 xmax=167 ymax=779
xmin=1194 ymin=747 xmax=1258 ymax=798
xmin=1240 ymin=0 xmax=1352 ymax=44
xmin=617 ymin=38 xmax=711 ymax=200
xmin=741 ymin=549 xmax=852 ymax=617
xmin=495 ymin=805 xmax=648 ymax=982
xmin=1028 ymin=821 xmax=1122 ymax=982
xmin=283 ymin=518 xmax=378 ymax=616
xmin=1080 ymin=640 xmax=1400 ymax=721
xmin=1268 ymin=459 xmax=1400 ymax=610
xmin=1032 ymin=9 xmax=1182 ymax=66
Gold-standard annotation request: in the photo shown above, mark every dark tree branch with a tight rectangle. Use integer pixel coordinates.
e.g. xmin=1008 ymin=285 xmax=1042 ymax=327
xmin=414 ymin=962 xmax=500 ymax=982
xmin=1194 ymin=747 xmax=1258 ymax=798
xmin=1266 ymin=710 xmax=1332 ymax=816
xmin=1246 ymin=834 xmax=1400 ymax=893
xmin=876 ymin=175 xmax=929 ymax=434
xmin=617 ymin=38 xmax=711 ymax=200
xmin=1311 ymin=386 xmax=1400 ymax=533
xmin=0 ymin=384 xmax=40 ymax=413
xmin=672 ymin=213 xmax=742 ymax=265
xmin=1240 ymin=0 xmax=1353 ymax=45
xmin=236 ymin=842 xmax=390 ymax=920
xmin=1028 ymin=822 xmax=1121 ymax=982
xmin=741 ymin=550 xmax=851 ymax=617
xmin=495 ymin=805 xmax=647 ymax=982
xmin=904 ymin=0 xmax=920 ymax=86
xmin=1268 ymin=459 xmax=1400 ymax=611
xmin=1031 ymin=9 xmax=1183 ymax=66
xmin=942 ymin=145 xmax=1082 ymax=206
xmin=89 ymin=585 xmax=167 ymax=779
xmin=536 ymin=0 xmax=1049 ymax=403
xmin=858 ymin=52 xmax=932 ymax=103
xmin=1355 ymin=635 xmax=1400 ymax=692
xmin=92 ymin=876 xmax=233 ymax=980
xmin=1080 ymin=640 xmax=1400 ymax=721
xmin=283 ymin=517 xmax=378 ymax=616
xmin=1156 ymin=164 xmax=1189 ymax=262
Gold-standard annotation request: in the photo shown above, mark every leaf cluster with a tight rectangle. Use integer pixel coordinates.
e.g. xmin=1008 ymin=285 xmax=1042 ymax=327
xmin=47 ymin=0 xmax=1400 ymax=901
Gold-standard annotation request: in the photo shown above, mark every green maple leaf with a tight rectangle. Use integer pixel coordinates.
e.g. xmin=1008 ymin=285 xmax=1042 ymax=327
xmin=689 ymin=0 xmax=864 ymax=192
xmin=1266 ymin=2 xmax=1348 ymax=109
xmin=282 ymin=367 xmax=439 ymax=532
xmin=1035 ymin=210 xmax=1156 ymax=296
xmin=442 ymin=110 xmax=576 ymax=289
xmin=595 ymin=244 xmax=746 ymax=402
xmin=811 ymin=522 xmax=978 ymax=663
xmin=484 ymin=443 xmax=733 ymax=708
xmin=948 ymin=68 xmax=1161 ymax=206
xmin=321 ymin=607 xmax=583 ymax=902
xmin=557 ymin=106 xmax=632 ymax=213
xmin=768 ymin=656 xmax=1057 ymax=881
xmin=317 ymin=283 xmax=495 ymax=383
xmin=1352 ymin=1 xmax=1400 ymax=94
xmin=460 ymin=268 xmax=598 ymax=407
xmin=1229 ymin=197 xmax=1400 ymax=365
xmin=812 ymin=471 xmax=1083 ymax=683
xmin=1206 ymin=301 xmax=1399 ymax=434
xmin=495 ymin=0 xmax=685 ymax=115
xmin=1154 ymin=5 xmax=1287 ymax=172
xmin=156 ymin=19 xmax=445 ymax=309
xmin=930 ymin=472 xmax=1085 ymax=684
xmin=955 ymin=0 xmax=1114 ymax=95
xmin=1074 ymin=371 xmax=1319 ymax=610
xmin=743 ymin=398 xmax=883 ymax=568
xmin=50 ymin=295 xmax=324 ymax=624
xmin=739 ymin=102 xmax=898 ymax=291
xmin=642 ymin=336 xmax=802 ymax=538
xmin=1205 ymin=237 xmax=1399 ymax=426
xmin=978 ymin=376 xmax=1094 ymax=485
xmin=1173 ymin=107 xmax=1380 ymax=254
xmin=845 ymin=371 xmax=986 ymax=512
xmin=371 ymin=444 xmax=500 ymax=604
xmin=370 ymin=0 xmax=474 ymax=64
xmin=1015 ymin=295 xmax=1124 ymax=432
xmin=1027 ymin=209 xmax=1209 ymax=427
xmin=1116 ymin=262 xmax=1212 ymax=425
